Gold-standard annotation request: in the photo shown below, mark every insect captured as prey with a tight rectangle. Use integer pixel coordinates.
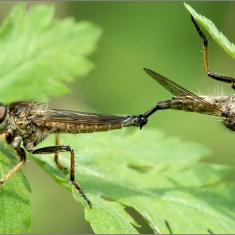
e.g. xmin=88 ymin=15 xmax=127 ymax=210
xmin=144 ymin=16 xmax=235 ymax=132
xmin=0 ymin=15 xmax=234 ymax=209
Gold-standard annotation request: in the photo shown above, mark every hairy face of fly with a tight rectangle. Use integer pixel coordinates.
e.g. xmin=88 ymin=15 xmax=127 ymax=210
xmin=0 ymin=105 xmax=8 ymax=134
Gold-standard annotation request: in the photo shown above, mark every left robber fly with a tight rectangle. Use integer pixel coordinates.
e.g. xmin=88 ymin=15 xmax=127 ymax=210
xmin=0 ymin=99 xmax=153 ymax=208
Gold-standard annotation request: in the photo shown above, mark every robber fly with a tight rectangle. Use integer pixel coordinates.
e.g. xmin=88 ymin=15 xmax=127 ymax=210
xmin=143 ymin=17 xmax=235 ymax=137
xmin=0 ymin=15 xmax=234 ymax=208
xmin=0 ymin=100 xmax=151 ymax=208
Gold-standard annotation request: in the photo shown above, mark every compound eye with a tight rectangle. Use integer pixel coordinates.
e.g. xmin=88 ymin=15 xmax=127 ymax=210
xmin=0 ymin=106 xmax=6 ymax=123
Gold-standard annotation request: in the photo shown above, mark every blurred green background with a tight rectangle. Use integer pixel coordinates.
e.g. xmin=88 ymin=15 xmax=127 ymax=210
xmin=1 ymin=1 xmax=235 ymax=233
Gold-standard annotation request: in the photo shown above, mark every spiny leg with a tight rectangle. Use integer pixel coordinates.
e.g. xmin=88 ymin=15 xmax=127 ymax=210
xmin=54 ymin=133 xmax=68 ymax=171
xmin=0 ymin=147 xmax=26 ymax=185
xmin=191 ymin=15 xmax=235 ymax=89
xmin=31 ymin=145 xmax=92 ymax=208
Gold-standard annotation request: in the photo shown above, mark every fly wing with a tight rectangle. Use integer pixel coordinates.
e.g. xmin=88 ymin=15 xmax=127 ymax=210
xmin=144 ymin=68 xmax=223 ymax=113
xmin=34 ymin=109 xmax=127 ymax=125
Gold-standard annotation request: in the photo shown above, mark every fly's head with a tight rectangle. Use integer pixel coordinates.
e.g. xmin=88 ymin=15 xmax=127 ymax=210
xmin=0 ymin=102 xmax=8 ymax=134
xmin=131 ymin=114 xmax=148 ymax=130
xmin=139 ymin=114 xmax=148 ymax=130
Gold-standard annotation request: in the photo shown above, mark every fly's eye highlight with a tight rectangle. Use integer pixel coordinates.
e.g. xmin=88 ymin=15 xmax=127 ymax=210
xmin=0 ymin=106 xmax=6 ymax=123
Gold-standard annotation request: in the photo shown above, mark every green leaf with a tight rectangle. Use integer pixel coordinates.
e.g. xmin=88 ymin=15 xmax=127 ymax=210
xmin=29 ymin=130 xmax=235 ymax=234
xmin=0 ymin=3 xmax=102 ymax=104
xmin=184 ymin=3 xmax=235 ymax=60
xmin=0 ymin=144 xmax=31 ymax=233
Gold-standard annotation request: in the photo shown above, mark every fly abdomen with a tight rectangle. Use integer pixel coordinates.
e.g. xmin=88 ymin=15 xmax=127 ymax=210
xmin=43 ymin=114 xmax=149 ymax=134
xmin=159 ymin=96 xmax=217 ymax=115
xmin=170 ymin=97 xmax=195 ymax=111
xmin=45 ymin=122 xmax=124 ymax=133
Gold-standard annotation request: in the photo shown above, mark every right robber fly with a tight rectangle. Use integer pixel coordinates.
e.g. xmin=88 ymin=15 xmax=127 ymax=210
xmin=144 ymin=16 xmax=235 ymax=133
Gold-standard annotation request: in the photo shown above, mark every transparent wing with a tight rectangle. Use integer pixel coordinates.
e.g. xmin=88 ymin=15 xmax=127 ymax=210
xmin=35 ymin=109 xmax=127 ymax=125
xmin=144 ymin=68 xmax=223 ymax=113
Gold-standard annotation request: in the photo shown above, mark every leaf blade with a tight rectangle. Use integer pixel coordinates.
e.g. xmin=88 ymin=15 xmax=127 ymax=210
xmin=0 ymin=145 xmax=31 ymax=233
xmin=30 ymin=129 xmax=235 ymax=233
xmin=0 ymin=3 xmax=102 ymax=103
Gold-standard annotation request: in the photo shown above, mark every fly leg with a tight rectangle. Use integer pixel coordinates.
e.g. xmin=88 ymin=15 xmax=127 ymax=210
xmin=0 ymin=147 xmax=26 ymax=185
xmin=30 ymin=145 xmax=92 ymax=208
xmin=191 ymin=15 xmax=235 ymax=89
xmin=0 ymin=132 xmax=26 ymax=185
xmin=54 ymin=133 xmax=68 ymax=171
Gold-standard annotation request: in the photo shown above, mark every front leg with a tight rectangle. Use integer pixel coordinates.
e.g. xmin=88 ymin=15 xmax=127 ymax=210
xmin=0 ymin=132 xmax=26 ymax=184
xmin=30 ymin=145 xmax=92 ymax=208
